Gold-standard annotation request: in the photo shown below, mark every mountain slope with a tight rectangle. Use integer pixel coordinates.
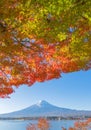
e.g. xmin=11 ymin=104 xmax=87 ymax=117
xmin=0 ymin=100 xmax=91 ymax=118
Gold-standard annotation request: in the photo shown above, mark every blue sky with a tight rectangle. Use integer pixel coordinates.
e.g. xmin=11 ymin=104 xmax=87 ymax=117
xmin=0 ymin=70 xmax=91 ymax=114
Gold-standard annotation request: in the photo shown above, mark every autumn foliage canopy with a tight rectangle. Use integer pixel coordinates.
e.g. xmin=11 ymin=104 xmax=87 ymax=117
xmin=0 ymin=0 xmax=91 ymax=97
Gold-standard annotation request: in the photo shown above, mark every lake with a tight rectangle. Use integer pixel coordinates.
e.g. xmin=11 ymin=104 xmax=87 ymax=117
xmin=0 ymin=120 xmax=76 ymax=130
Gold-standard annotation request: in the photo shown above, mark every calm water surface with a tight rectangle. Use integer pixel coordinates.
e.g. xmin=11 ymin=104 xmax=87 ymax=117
xmin=0 ymin=120 xmax=76 ymax=130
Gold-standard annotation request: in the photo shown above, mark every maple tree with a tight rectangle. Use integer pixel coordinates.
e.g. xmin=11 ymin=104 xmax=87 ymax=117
xmin=68 ymin=118 xmax=91 ymax=130
xmin=26 ymin=118 xmax=49 ymax=130
xmin=0 ymin=0 xmax=91 ymax=97
xmin=62 ymin=118 xmax=91 ymax=130
xmin=38 ymin=118 xmax=49 ymax=130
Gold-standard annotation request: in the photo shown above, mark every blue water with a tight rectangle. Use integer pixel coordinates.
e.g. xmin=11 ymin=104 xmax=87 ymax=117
xmin=0 ymin=120 xmax=76 ymax=130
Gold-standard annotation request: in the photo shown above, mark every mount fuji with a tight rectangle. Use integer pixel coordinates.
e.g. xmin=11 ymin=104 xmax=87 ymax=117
xmin=0 ymin=100 xmax=91 ymax=118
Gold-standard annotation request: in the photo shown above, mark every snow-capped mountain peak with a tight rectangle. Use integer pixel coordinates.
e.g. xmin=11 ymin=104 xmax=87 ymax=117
xmin=36 ymin=100 xmax=51 ymax=107
xmin=0 ymin=100 xmax=91 ymax=118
